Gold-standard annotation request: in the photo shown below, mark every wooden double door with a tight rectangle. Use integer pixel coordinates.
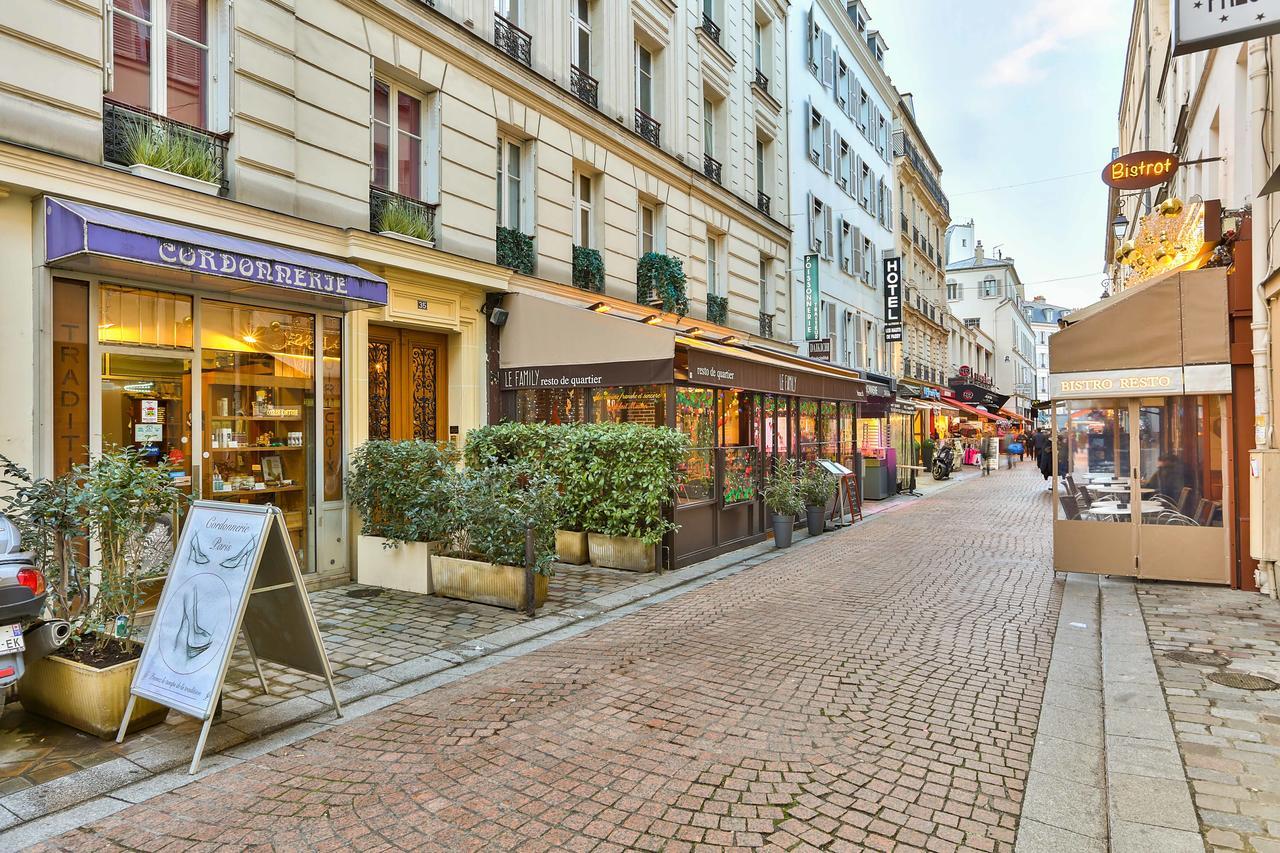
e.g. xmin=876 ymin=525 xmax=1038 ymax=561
xmin=367 ymin=326 xmax=448 ymax=442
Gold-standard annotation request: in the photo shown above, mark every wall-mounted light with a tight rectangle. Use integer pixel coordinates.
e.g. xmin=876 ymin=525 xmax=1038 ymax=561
xmin=641 ymin=314 xmax=662 ymax=325
xmin=723 ymin=336 xmax=743 ymax=345
xmin=682 ymin=327 xmax=703 ymax=337
xmin=587 ymin=301 xmax=611 ymax=313
xmin=1111 ymin=211 xmax=1129 ymax=240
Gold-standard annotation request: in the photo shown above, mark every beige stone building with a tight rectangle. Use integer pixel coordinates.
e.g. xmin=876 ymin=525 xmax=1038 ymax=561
xmin=0 ymin=0 xmax=793 ymax=585
xmin=891 ymin=92 xmax=950 ymax=393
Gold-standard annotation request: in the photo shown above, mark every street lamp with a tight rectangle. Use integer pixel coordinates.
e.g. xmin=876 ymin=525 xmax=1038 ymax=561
xmin=1111 ymin=211 xmax=1129 ymax=241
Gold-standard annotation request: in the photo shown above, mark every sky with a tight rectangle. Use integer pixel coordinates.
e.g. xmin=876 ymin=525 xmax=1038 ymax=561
xmin=867 ymin=0 xmax=1130 ymax=309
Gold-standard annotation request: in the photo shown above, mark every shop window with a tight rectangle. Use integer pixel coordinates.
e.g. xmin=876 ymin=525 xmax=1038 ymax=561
xmin=674 ymin=387 xmax=715 ymax=504
xmin=515 ymin=388 xmax=586 ymax=424
xmin=373 ymin=79 xmax=430 ymax=201
xmin=100 ymin=351 xmax=192 ymax=483
xmin=201 ymin=300 xmax=316 ymax=567
xmin=838 ymin=403 xmax=855 ymax=471
xmin=322 ymin=317 xmax=342 ymax=503
xmin=592 ymin=385 xmax=665 ymax=426
xmin=52 ymin=279 xmax=91 ymax=476
xmin=98 ymin=284 xmax=194 ymax=348
xmin=109 ymin=0 xmax=222 ymax=129
xmin=820 ymin=401 xmax=838 ymax=460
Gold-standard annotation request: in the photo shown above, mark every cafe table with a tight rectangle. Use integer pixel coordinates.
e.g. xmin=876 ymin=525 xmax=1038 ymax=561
xmin=1088 ymin=484 xmax=1156 ymax=499
xmin=1085 ymin=501 xmax=1169 ymax=518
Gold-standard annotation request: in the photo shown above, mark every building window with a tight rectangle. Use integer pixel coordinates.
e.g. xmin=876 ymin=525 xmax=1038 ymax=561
xmin=947 ymin=280 xmax=958 ymax=300
xmin=571 ymin=0 xmax=592 ymax=72
xmin=758 ymin=257 xmax=771 ymax=312
xmin=109 ymin=0 xmax=215 ymax=128
xmin=808 ymin=105 xmax=822 ymax=164
xmin=837 ymin=138 xmax=851 ymax=192
xmin=636 ymin=44 xmax=654 ymax=115
xmin=496 ymin=135 xmax=526 ymax=231
xmin=639 ymin=202 xmax=660 ymax=255
xmin=754 ymin=17 xmax=768 ymax=72
xmin=574 ymin=172 xmax=595 ymax=247
xmin=703 ymin=98 xmax=715 ymax=157
xmin=756 ymin=138 xmax=767 ymax=193
xmin=495 ymin=0 xmax=522 ymax=24
xmin=982 ymin=277 xmax=997 ymax=297
xmin=372 ymin=79 xmax=425 ymax=199
xmin=706 ymin=232 xmax=721 ymax=296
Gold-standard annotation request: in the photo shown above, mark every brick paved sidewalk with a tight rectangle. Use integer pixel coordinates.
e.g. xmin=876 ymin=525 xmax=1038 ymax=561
xmin=28 ymin=464 xmax=1058 ymax=852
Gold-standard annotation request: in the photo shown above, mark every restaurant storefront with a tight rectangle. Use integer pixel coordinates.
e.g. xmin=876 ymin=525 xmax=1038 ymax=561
xmin=495 ymin=293 xmax=867 ymax=567
xmin=40 ymin=197 xmax=388 ymax=586
xmin=1049 ymin=267 xmax=1235 ymax=585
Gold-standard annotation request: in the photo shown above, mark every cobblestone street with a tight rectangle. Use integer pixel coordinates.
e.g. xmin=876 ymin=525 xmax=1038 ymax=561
xmin=32 ymin=466 xmax=1058 ymax=852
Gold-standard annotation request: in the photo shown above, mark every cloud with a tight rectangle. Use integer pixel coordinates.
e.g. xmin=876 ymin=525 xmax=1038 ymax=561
xmin=984 ymin=0 xmax=1123 ymax=87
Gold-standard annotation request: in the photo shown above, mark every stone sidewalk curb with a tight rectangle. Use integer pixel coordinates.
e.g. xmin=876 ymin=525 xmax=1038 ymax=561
xmin=1016 ymin=573 xmax=1203 ymax=852
xmin=0 ymin=501 xmax=920 ymax=850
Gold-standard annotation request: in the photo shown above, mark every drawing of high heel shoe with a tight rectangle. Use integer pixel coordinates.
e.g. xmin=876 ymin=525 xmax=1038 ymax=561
xmin=189 ymin=534 xmax=210 ymax=565
xmin=184 ymin=594 xmax=213 ymax=660
xmin=219 ymin=536 xmax=256 ymax=570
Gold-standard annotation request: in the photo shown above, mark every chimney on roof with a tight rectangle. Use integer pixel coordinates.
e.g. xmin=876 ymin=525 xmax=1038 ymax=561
xmin=1033 ymin=295 xmax=1046 ymax=303
xmin=974 ymin=241 xmax=984 ymax=264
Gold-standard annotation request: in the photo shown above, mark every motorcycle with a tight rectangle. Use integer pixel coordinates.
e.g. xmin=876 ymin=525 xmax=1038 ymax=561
xmin=0 ymin=515 xmax=70 ymax=714
xmin=932 ymin=442 xmax=956 ymax=481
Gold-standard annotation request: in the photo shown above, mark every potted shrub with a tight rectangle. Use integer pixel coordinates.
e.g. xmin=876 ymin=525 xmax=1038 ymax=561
xmin=432 ymin=463 xmax=561 ymax=611
xmin=799 ymin=463 xmax=838 ymax=536
xmin=349 ymin=440 xmax=458 ymax=595
xmin=583 ymin=425 xmax=688 ymax=572
xmin=2 ymin=449 xmax=184 ymax=738
xmin=920 ymin=437 xmax=936 ymax=468
xmin=124 ymin=121 xmax=221 ymax=196
xmin=761 ymin=460 xmax=803 ymax=549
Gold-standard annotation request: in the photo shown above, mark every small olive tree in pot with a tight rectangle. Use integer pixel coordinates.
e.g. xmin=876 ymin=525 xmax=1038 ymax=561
xmin=761 ymin=460 xmax=804 ymax=549
xmin=799 ymin=463 xmax=838 ymax=536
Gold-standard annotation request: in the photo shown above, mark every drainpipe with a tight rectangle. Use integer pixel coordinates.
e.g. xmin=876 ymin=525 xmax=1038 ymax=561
xmin=1249 ymin=38 xmax=1277 ymax=597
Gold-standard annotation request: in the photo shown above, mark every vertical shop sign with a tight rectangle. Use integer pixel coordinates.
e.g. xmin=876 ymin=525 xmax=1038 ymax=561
xmin=883 ymin=257 xmax=903 ymax=343
xmin=803 ymin=253 xmax=820 ymax=341
xmin=52 ymin=279 xmax=90 ymax=476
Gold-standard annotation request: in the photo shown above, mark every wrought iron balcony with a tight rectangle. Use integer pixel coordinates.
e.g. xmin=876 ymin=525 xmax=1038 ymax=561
xmin=758 ymin=312 xmax=775 ymax=339
xmin=103 ymin=99 xmax=229 ymax=193
xmin=635 ymin=108 xmax=661 ymax=147
xmin=493 ymin=14 xmax=531 ymax=66
xmin=753 ymin=68 xmax=770 ymax=95
xmin=700 ymin=13 xmax=722 ymax=45
xmin=570 ymin=64 xmax=598 ymax=109
xmin=707 ymin=293 xmax=728 ymax=325
xmin=756 ymin=191 xmax=771 ymax=216
xmin=703 ymin=152 xmax=723 ymax=185
xmin=370 ymin=186 xmax=438 ymax=245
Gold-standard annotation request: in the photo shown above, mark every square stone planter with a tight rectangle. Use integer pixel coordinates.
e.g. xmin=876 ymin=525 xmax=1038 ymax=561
xmin=128 ymin=163 xmax=220 ymax=196
xmin=20 ymin=650 xmax=168 ymax=739
xmin=587 ymin=533 xmax=659 ymax=572
xmin=431 ymin=554 xmax=548 ymax=611
xmin=356 ymin=536 xmax=440 ymax=595
xmin=555 ymin=530 xmax=589 ymax=565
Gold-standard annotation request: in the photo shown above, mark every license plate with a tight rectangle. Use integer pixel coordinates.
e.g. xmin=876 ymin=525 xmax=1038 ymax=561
xmin=0 ymin=624 xmax=24 ymax=655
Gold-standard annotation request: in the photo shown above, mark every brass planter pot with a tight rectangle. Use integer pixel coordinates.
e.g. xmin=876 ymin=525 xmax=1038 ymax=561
xmin=587 ymin=533 xmax=659 ymax=572
xmin=431 ymin=555 xmax=548 ymax=610
xmin=555 ymin=530 xmax=589 ymax=565
xmin=20 ymin=651 xmax=168 ymax=739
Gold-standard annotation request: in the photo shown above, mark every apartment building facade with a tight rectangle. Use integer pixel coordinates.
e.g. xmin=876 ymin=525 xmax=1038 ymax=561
xmin=786 ymin=0 xmax=895 ymax=372
xmin=0 ymin=0 xmax=791 ymax=584
xmin=892 ymin=91 xmax=951 ymax=393
xmin=1023 ymin=295 xmax=1069 ymax=424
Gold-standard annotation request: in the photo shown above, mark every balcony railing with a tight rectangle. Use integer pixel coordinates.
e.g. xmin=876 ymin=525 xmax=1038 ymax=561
xmin=494 ymin=14 xmax=531 ymax=66
xmin=700 ymin=13 xmax=722 ymax=45
xmin=103 ymin=99 xmax=229 ymax=193
xmin=370 ymin=186 xmax=438 ymax=245
xmin=570 ymin=64 xmax=598 ymax=109
xmin=707 ymin=293 xmax=728 ymax=325
xmin=703 ymin=152 xmax=723 ymax=184
xmin=759 ymin=312 xmax=775 ymax=339
xmin=635 ymin=108 xmax=661 ymax=147
xmin=756 ymin=191 xmax=771 ymax=216
xmin=753 ymin=68 xmax=770 ymax=95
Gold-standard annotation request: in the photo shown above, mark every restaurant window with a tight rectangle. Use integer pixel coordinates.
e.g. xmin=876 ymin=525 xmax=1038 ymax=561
xmin=373 ymin=79 xmax=427 ymax=200
xmin=798 ymin=399 xmax=820 ymax=460
xmin=1136 ymin=396 xmax=1224 ymax=527
xmin=109 ymin=0 xmax=218 ymax=128
xmin=201 ymin=301 xmax=316 ymax=568
xmin=674 ymin=387 xmax=714 ymax=504
xmin=820 ymin=401 xmax=838 ymax=460
xmin=516 ymin=388 xmax=587 ymax=424
xmin=838 ymin=403 xmax=856 ymax=471
xmin=592 ymin=385 xmax=665 ymax=426
xmin=496 ymin=135 xmax=528 ymax=231
xmin=719 ymin=390 xmax=759 ymax=506
xmin=1058 ymin=401 xmax=1130 ymax=523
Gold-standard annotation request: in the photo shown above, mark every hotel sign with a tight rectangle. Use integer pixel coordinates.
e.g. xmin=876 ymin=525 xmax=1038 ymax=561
xmin=1102 ymin=150 xmax=1180 ymax=190
xmin=883 ymin=256 xmax=903 ymax=343
xmin=1174 ymin=0 xmax=1280 ymax=56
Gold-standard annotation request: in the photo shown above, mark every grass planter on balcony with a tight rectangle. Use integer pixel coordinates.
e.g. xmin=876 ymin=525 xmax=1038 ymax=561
xmin=497 ymin=226 xmax=535 ymax=275
xmin=108 ymin=102 xmax=225 ymax=195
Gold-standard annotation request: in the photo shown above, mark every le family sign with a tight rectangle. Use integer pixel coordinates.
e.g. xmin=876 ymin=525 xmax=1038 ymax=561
xmin=1174 ymin=0 xmax=1280 ymax=56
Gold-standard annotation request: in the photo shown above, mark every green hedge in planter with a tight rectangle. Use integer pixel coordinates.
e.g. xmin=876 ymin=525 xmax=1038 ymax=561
xmin=572 ymin=245 xmax=605 ymax=292
xmin=707 ymin=293 xmax=728 ymax=325
xmin=636 ymin=252 xmax=689 ymax=316
xmin=496 ymin=226 xmax=535 ymax=275
xmin=448 ymin=462 xmax=562 ymax=575
xmin=348 ymin=440 xmax=459 ymax=547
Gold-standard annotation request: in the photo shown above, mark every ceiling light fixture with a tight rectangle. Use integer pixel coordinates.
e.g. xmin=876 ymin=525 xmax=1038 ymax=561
xmin=641 ymin=314 xmax=662 ymax=325
xmin=587 ymin=301 xmax=611 ymax=313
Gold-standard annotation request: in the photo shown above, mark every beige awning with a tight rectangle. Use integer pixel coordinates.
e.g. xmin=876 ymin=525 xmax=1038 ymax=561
xmin=678 ymin=336 xmax=867 ymax=402
xmin=498 ymin=292 xmax=676 ymax=389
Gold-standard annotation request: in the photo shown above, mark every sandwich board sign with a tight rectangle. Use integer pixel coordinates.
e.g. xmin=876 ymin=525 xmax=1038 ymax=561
xmin=117 ymin=501 xmax=341 ymax=773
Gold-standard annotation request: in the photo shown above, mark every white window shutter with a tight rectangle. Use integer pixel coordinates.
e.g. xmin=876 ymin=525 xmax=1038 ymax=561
xmin=824 ymin=206 xmax=834 ymax=260
xmin=822 ymin=118 xmax=832 ymax=173
xmin=807 ymin=192 xmax=817 ymax=251
xmin=853 ymin=227 xmax=863 ymax=275
xmin=822 ymin=32 xmax=833 ymax=86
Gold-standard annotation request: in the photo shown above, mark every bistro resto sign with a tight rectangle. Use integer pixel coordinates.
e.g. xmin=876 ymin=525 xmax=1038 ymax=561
xmin=1102 ymin=150 xmax=1180 ymax=191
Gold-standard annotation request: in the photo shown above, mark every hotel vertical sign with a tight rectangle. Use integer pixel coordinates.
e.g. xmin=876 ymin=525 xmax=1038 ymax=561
xmin=803 ymin=253 xmax=820 ymax=341
xmin=1174 ymin=0 xmax=1280 ymax=56
xmin=883 ymin=256 xmax=903 ymax=343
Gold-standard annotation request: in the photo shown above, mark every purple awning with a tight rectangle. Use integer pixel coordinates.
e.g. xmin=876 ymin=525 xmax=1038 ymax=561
xmin=45 ymin=197 xmax=387 ymax=306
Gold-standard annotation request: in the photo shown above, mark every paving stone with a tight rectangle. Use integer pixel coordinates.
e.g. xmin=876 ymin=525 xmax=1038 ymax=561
xmin=1109 ymin=772 xmax=1199 ymax=832
xmin=1109 ymin=819 xmax=1206 ymax=853
xmin=1018 ymin=770 xmax=1105 ymax=838
xmin=1012 ymin=817 xmax=1104 ymax=853
xmin=1106 ymin=734 xmax=1187 ymax=780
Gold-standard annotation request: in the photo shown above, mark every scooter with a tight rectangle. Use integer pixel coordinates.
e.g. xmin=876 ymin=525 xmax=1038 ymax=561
xmin=932 ymin=443 xmax=956 ymax=481
xmin=0 ymin=515 xmax=70 ymax=714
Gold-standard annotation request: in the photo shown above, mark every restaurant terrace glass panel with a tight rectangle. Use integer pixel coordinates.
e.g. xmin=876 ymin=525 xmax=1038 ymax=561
xmin=515 ymin=388 xmax=587 ymax=424
xmin=719 ymin=390 xmax=758 ymax=506
xmin=1059 ymin=400 xmax=1130 ymax=523
xmin=798 ymin=399 xmax=820 ymax=460
xmin=592 ymin=385 xmax=665 ymax=425
xmin=675 ymin=387 xmax=715 ymax=505
xmin=1137 ymin=396 xmax=1224 ymax=527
